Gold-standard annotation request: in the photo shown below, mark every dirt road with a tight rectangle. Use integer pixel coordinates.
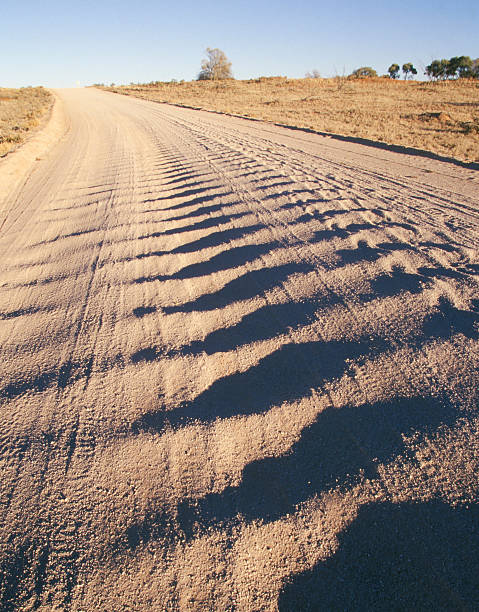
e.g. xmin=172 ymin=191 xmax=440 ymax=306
xmin=1 ymin=88 xmax=478 ymax=610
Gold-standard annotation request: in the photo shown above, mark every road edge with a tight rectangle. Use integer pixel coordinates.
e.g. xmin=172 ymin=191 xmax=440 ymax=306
xmin=0 ymin=89 xmax=69 ymax=207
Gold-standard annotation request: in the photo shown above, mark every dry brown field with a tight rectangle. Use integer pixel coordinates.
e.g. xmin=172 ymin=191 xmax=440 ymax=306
xmin=102 ymin=77 xmax=479 ymax=164
xmin=0 ymin=87 xmax=52 ymax=157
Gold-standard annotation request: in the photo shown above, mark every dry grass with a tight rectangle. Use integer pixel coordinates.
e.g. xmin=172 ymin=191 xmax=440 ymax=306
xmin=0 ymin=87 xmax=53 ymax=157
xmin=102 ymin=77 xmax=479 ymax=163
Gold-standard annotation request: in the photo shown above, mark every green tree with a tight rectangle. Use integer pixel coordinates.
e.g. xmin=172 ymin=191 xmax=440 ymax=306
xmin=402 ymin=63 xmax=417 ymax=79
xmin=351 ymin=66 xmax=377 ymax=78
xmin=448 ymin=56 xmax=473 ymax=78
xmin=447 ymin=57 xmax=461 ymax=78
xmin=425 ymin=60 xmax=444 ymax=80
xmin=437 ymin=59 xmax=450 ymax=79
xmin=426 ymin=56 xmax=475 ymax=80
xmin=198 ymin=48 xmax=233 ymax=80
xmin=388 ymin=63 xmax=400 ymax=79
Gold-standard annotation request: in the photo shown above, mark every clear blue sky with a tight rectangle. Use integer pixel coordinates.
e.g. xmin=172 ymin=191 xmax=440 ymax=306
xmin=3 ymin=0 xmax=477 ymax=87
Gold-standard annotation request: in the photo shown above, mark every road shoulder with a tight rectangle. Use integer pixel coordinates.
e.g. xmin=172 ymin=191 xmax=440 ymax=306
xmin=0 ymin=89 xmax=69 ymax=209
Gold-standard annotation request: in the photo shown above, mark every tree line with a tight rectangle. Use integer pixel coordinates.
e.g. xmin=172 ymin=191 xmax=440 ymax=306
xmin=95 ymin=49 xmax=479 ymax=85
xmin=352 ymin=56 xmax=479 ymax=81
xmin=424 ymin=56 xmax=479 ymax=80
xmin=347 ymin=64 xmax=417 ymax=79
xmin=198 ymin=48 xmax=479 ymax=83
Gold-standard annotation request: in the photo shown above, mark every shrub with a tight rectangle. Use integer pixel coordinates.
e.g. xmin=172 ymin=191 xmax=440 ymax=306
xmin=351 ymin=67 xmax=377 ymax=78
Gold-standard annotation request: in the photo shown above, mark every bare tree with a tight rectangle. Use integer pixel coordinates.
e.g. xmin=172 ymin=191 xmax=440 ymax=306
xmin=305 ymin=69 xmax=321 ymax=78
xmin=198 ymin=48 xmax=233 ymax=80
xmin=333 ymin=66 xmax=348 ymax=91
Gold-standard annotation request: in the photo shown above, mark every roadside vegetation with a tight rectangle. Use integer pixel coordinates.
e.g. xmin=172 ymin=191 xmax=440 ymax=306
xmin=101 ymin=77 xmax=479 ymax=163
xmin=0 ymin=87 xmax=52 ymax=157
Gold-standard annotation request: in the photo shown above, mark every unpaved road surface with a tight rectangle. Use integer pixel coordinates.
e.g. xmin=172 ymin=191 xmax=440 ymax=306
xmin=1 ymin=88 xmax=478 ymax=610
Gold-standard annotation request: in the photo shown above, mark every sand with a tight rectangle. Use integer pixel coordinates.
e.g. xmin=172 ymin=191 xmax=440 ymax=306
xmin=0 ymin=88 xmax=478 ymax=610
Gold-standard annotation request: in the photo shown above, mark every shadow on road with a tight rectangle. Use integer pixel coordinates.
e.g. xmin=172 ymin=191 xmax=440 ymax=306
xmin=278 ymin=500 xmax=479 ymax=611
xmin=173 ymin=394 xmax=460 ymax=537
xmin=133 ymin=241 xmax=279 ymax=283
